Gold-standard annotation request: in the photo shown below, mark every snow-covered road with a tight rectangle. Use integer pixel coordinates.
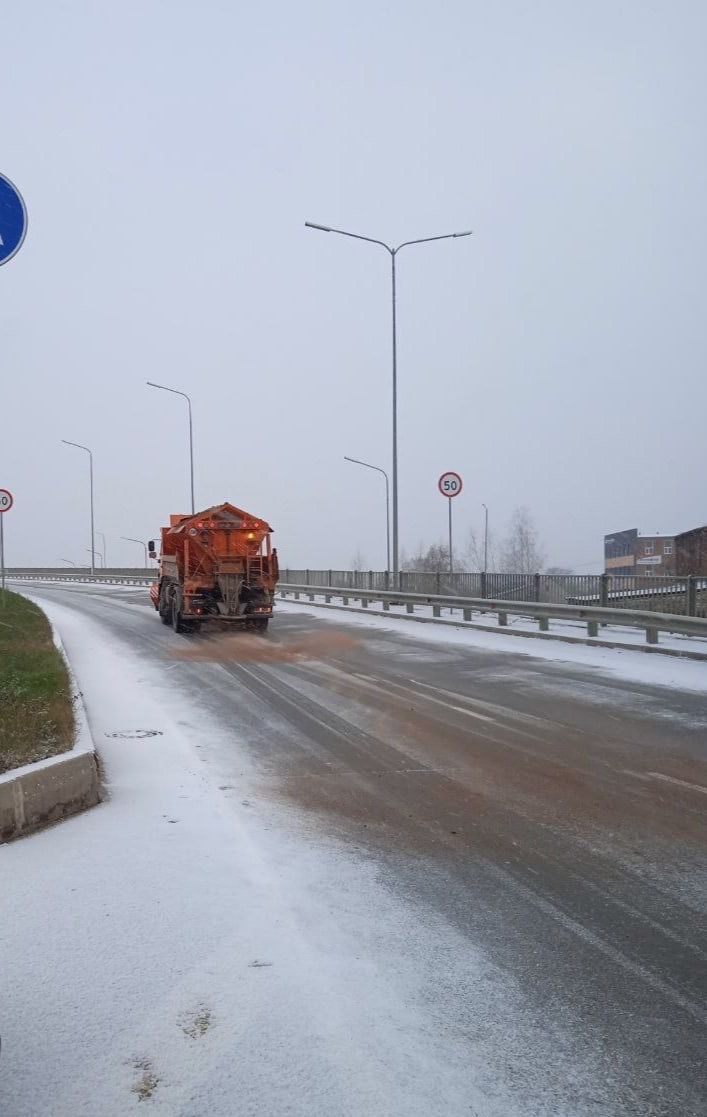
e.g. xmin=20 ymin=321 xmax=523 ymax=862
xmin=2 ymin=582 xmax=706 ymax=1116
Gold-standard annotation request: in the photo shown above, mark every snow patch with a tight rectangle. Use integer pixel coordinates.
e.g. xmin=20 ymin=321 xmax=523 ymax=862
xmin=277 ymin=600 xmax=707 ymax=694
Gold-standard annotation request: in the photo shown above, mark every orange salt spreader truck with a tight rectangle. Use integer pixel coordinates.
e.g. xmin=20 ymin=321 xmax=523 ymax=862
xmin=148 ymin=503 xmax=279 ymax=634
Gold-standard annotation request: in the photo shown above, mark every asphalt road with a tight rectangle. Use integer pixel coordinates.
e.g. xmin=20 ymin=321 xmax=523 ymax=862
xmin=14 ymin=582 xmax=707 ymax=1115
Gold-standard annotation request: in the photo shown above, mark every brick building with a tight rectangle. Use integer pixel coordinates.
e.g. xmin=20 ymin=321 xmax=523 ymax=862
xmin=675 ymin=525 xmax=707 ymax=576
xmin=604 ymin=528 xmax=676 ymax=576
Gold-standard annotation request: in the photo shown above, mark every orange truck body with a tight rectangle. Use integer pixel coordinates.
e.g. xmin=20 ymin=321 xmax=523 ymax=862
xmin=148 ymin=502 xmax=279 ymax=633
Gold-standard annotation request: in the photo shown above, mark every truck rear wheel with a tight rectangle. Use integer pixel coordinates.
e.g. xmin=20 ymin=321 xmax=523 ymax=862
xmin=158 ymin=586 xmax=172 ymax=624
xmin=171 ymin=594 xmax=186 ymax=634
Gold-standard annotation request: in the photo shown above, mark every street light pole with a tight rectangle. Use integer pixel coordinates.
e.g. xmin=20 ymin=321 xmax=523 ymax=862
xmin=306 ymin=221 xmax=472 ymax=582
xmin=121 ymin=536 xmax=148 ymax=568
xmin=482 ymin=502 xmax=489 ymax=574
xmin=60 ymin=558 xmax=77 ymax=567
xmin=146 ymin=381 xmax=195 ymax=513
xmin=86 ymin=548 xmax=103 ymax=568
xmin=344 ymin=456 xmax=390 ymax=572
xmin=391 ymin=250 xmax=398 ymax=577
xmin=62 ymin=440 xmax=95 ymax=575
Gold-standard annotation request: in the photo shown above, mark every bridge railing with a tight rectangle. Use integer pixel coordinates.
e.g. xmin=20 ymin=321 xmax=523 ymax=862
xmin=280 ymin=570 xmax=707 ymax=617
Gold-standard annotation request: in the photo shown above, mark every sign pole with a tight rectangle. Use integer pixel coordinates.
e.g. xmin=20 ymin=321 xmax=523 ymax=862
xmin=0 ymin=489 xmax=13 ymax=606
xmin=0 ymin=170 xmax=27 ymax=600
xmin=438 ymin=471 xmax=463 ymax=579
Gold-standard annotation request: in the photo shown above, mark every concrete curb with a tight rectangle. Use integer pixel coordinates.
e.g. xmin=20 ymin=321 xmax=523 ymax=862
xmin=0 ymin=621 xmax=101 ymax=843
xmin=281 ymin=597 xmax=707 ymax=663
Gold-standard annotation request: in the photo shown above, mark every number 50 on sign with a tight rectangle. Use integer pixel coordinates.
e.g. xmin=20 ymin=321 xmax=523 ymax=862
xmin=438 ymin=472 xmax=462 ymax=497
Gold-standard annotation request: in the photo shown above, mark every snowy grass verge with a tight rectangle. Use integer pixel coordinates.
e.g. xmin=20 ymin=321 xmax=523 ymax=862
xmin=0 ymin=590 xmax=74 ymax=773
xmin=0 ymin=596 xmax=100 ymax=841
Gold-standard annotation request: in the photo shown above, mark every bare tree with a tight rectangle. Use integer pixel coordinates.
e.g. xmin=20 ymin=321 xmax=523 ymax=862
xmin=402 ymin=542 xmax=450 ymax=571
xmin=501 ymin=507 xmax=545 ymax=573
xmin=463 ymin=527 xmax=500 ymax=572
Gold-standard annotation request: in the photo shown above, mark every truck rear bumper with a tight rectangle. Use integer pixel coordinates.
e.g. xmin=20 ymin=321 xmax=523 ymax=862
xmin=184 ymin=611 xmax=273 ymax=623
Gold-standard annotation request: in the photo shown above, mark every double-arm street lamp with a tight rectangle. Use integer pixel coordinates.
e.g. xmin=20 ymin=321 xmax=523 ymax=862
xmin=306 ymin=221 xmax=472 ymax=578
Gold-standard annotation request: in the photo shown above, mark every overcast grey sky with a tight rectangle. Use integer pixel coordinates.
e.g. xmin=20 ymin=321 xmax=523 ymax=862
xmin=2 ymin=1 xmax=705 ymax=571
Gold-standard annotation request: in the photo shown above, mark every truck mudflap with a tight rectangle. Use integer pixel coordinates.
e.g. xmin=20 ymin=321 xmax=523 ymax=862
xmin=149 ymin=583 xmax=159 ymax=609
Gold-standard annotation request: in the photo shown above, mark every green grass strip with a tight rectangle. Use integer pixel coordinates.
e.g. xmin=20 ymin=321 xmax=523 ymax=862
xmin=0 ymin=590 xmax=74 ymax=774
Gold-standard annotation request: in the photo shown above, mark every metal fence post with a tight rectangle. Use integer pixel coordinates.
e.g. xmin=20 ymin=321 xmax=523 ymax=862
xmin=600 ymin=574 xmax=609 ymax=607
xmin=481 ymin=571 xmax=487 ymax=599
xmin=305 ymin=568 xmax=310 ymax=586
xmin=368 ymin=570 xmax=373 ymax=590
xmin=436 ymin=569 xmax=441 ymax=595
xmin=534 ymin=572 xmax=540 ymax=602
xmin=687 ymin=576 xmax=697 ymax=617
xmin=328 ymin=569 xmax=332 ymax=587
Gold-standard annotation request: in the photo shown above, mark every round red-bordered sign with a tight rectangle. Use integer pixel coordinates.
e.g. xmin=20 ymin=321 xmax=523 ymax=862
xmin=438 ymin=472 xmax=462 ymax=498
xmin=0 ymin=489 xmax=13 ymax=513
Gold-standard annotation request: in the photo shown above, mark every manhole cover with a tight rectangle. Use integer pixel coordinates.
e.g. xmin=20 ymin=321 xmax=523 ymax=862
xmin=105 ymin=729 xmax=164 ymax=739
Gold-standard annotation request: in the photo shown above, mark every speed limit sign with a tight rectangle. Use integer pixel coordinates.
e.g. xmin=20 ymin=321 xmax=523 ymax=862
xmin=438 ymin=473 xmax=462 ymax=576
xmin=438 ymin=471 xmax=462 ymax=497
xmin=0 ymin=489 xmax=11 ymax=598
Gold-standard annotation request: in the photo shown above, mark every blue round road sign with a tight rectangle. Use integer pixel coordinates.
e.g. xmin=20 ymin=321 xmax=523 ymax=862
xmin=0 ymin=173 xmax=28 ymax=266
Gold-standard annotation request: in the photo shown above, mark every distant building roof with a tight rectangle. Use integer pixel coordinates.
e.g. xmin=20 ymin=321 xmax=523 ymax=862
xmin=637 ymin=531 xmax=676 ymax=538
xmin=675 ymin=524 xmax=707 ymax=539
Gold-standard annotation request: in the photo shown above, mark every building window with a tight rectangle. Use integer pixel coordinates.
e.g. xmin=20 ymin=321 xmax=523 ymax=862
xmin=664 ymin=543 xmax=673 ymax=555
xmin=644 ymin=542 xmax=654 ymax=555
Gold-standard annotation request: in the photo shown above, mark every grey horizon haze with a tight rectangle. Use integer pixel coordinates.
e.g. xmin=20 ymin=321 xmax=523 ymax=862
xmin=1 ymin=1 xmax=705 ymax=572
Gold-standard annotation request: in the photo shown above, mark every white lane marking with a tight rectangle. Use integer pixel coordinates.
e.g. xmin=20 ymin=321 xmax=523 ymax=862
xmin=412 ymin=679 xmax=510 ymax=723
xmin=624 ymin=769 xmax=707 ymax=795
xmin=409 ymin=690 xmax=497 ymax=723
xmin=412 ymin=678 xmax=573 ymax=732
xmin=646 ymin=772 xmax=707 ymax=795
xmin=353 ymin=671 xmax=497 ymax=723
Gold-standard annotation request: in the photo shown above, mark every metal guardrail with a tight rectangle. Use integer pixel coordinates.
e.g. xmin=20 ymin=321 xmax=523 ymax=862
xmin=8 ymin=569 xmax=156 ymax=585
xmin=9 ymin=570 xmax=707 ymax=645
xmin=10 ymin=568 xmax=707 ymax=616
xmin=281 ymin=569 xmax=707 ymax=617
xmin=278 ymin=583 xmax=707 ymax=646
